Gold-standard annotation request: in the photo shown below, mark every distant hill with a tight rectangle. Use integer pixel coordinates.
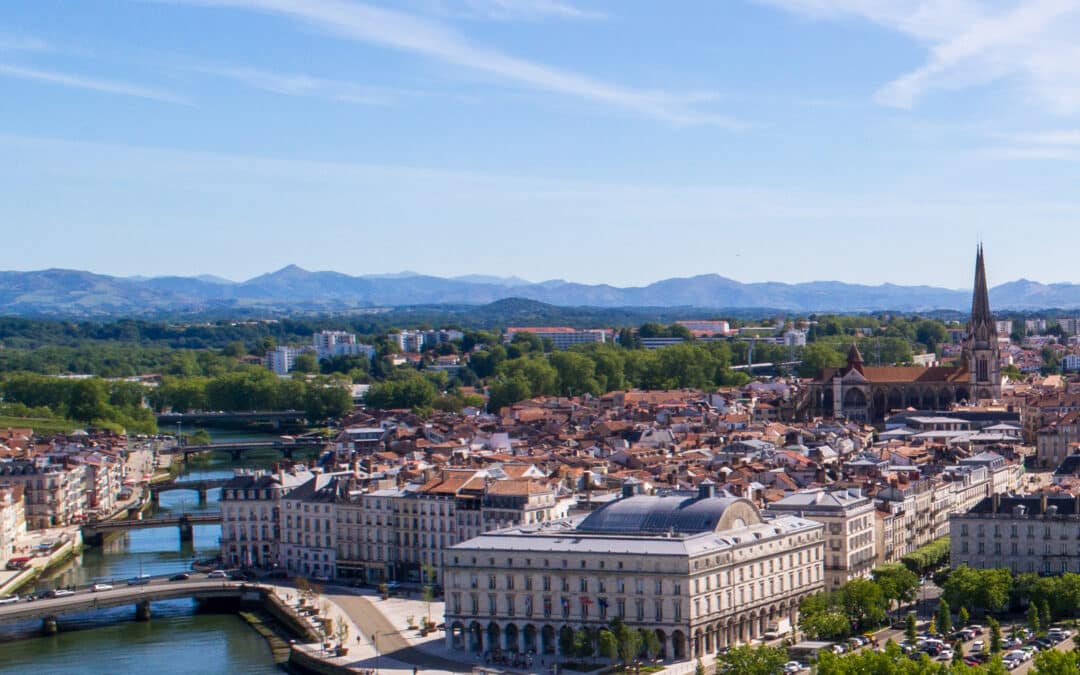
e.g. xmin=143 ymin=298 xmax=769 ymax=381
xmin=2 ymin=266 xmax=1080 ymax=317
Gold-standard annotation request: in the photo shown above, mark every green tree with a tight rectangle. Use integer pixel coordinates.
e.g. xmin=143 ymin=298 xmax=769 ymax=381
xmin=989 ymin=616 xmax=1002 ymax=654
xmin=550 ymin=351 xmax=600 ymax=397
xmin=937 ymin=598 xmax=952 ymax=635
xmin=640 ymin=629 xmax=660 ymax=661
xmin=611 ymin=619 xmax=642 ymax=665
xmin=598 ymin=629 xmax=618 ymax=663
xmin=798 ymin=342 xmax=845 ymax=377
xmin=573 ymin=628 xmax=594 ymax=659
xmin=905 ymin=612 xmax=918 ymax=644
xmin=841 ymin=578 xmax=887 ymax=630
xmin=874 ymin=563 xmax=919 ymax=617
xmin=66 ymin=378 xmax=108 ymax=422
xmin=714 ymin=645 xmax=787 ymax=675
xmin=1029 ymin=603 xmax=1042 ymax=635
xmin=959 ymin=606 xmax=970 ymax=627
xmin=1033 ymin=648 xmax=1080 ymax=675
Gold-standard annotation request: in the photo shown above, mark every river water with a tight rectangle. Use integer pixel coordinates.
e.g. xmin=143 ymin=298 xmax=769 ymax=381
xmin=0 ymin=431 xmax=320 ymax=674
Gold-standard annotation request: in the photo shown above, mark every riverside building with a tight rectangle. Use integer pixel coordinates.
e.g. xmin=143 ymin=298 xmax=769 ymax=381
xmin=443 ymin=480 xmax=824 ymax=662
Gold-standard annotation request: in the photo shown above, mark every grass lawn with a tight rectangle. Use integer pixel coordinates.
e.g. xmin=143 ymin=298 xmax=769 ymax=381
xmin=0 ymin=415 xmax=82 ymax=434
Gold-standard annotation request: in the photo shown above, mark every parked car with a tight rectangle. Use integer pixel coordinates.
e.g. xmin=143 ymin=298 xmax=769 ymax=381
xmin=169 ymin=573 xmax=190 ymax=581
xmin=968 ymin=625 xmax=985 ymax=635
xmin=783 ymin=662 xmax=804 ymax=674
xmin=90 ymin=583 xmax=113 ymax=592
xmin=971 ymin=640 xmax=985 ymax=653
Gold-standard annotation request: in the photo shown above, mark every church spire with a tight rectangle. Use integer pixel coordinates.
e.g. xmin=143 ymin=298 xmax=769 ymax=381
xmin=846 ymin=342 xmax=864 ymax=374
xmin=971 ymin=244 xmax=993 ymax=326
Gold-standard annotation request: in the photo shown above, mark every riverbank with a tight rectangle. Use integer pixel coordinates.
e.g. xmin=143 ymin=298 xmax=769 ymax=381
xmin=0 ymin=529 xmax=82 ymax=597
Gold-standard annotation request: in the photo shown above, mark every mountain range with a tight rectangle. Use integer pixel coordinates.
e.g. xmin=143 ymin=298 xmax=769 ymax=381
xmin=2 ymin=266 xmax=1080 ymax=317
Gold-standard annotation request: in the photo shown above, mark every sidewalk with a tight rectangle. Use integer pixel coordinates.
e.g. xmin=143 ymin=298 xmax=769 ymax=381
xmin=265 ymin=583 xmax=473 ymax=674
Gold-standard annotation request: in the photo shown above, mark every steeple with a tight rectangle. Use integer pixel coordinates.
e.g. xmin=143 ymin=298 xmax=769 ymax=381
xmin=846 ymin=342 xmax=864 ymax=374
xmin=970 ymin=243 xmax=993 ymax=326
xmin=964 ymin=245 xmax=1001 ymax=400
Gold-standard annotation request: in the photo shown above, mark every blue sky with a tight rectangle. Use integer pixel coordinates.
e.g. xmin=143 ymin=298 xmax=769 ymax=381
xmin=3 ymin=0 xmax=1080 ymax=288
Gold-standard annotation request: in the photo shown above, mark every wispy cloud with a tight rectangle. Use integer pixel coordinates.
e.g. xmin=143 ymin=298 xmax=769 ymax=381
xmin=758 ymin=0 xmax=1080 ymax=114
xmin=458 ymin=0 xmax=605 ymax=21
xmin=0 ymin=34 xmax=51 ymax=52
xmin=167 ymin=0 xmax=742 ymax=127
xmin=0 ymin=63 xmax=188 ymax=104
xmin=197 ymin=65 xmax=404 ymax=104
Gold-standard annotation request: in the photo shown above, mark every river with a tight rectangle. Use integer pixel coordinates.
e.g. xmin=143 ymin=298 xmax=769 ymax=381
xmin=0 ymin=430 xmax=318 ymax=673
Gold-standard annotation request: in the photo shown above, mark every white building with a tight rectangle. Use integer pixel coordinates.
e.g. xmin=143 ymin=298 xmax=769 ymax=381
xmin=766 ymin=487 xmax=875 ymax=588
xmin=264 ymin=346 xmax=309 ymax=375
xmin=951 ymin=493 xmax=1080 ymax=575
xmin=503 ymin=327 xmax=609 ymax=350
xmin=313 ymin=331 xmax=374 ymax=362
xmin=220 ymin=468 xmax=313 ymax=569
xmin=0 ymin=485 xmax=26 ymax=565
xmin=443 ymin=482 xmax=824 ymax=663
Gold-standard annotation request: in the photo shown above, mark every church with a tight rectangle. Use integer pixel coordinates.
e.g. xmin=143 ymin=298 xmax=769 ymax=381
xmin=804 ymin=246 xmax=1001 ymax=423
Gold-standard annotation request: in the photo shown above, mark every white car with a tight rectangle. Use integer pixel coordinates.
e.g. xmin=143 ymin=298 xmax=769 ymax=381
xmin=971 ymin=640 xmax=985 ymax=652
xmin=207 ymin=570 xmax=229 ymax=579
xmin=90 ymin=583 xmax=113 ymax=592
xmin=783 ymin=661 xmax=803 ymax=673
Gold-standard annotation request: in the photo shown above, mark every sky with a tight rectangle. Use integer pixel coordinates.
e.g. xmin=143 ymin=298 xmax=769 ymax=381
xmin=4 ymin=0 xmax=1080 ymax=289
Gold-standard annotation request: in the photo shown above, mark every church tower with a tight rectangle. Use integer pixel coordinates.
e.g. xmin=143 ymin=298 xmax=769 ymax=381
xmin=964 ymin=245 xmax=1001 ymax=400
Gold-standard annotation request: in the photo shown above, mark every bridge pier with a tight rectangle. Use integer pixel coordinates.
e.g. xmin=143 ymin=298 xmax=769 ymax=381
xmin=197 ymin=487 xmax=207 ymax=505
xmin=178 ymin=516 xmax=193 ymax=543
xmin=42 ymin=616 xmax=58 ymax=635
xmin=135 ymin=600 xmax=151 ymax=622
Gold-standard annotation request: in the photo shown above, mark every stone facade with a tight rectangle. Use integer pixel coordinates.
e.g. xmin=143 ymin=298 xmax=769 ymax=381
xmin=443 ymin=486 xmax=824 ymax=662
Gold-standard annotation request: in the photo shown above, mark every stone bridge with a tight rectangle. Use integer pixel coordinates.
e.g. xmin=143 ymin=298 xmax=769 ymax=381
xmin=149 ymin=478 xmax=231 ymax=505
xmin=81 ymin=512 xmax=222 ymax=545
xmin=0 ymin=578 xmax=259 ymax=634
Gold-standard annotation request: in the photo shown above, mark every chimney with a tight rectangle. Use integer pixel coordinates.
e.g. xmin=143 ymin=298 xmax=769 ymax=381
xmin=698 ymin=478 xmax=716 ymax=500
xmin=992 ymin=492 xmax=1000 ymax=513
xmin=1041 ymin=492 xmax=1049 ymax=515
xmin=621 ymin=478 xmax=639 ymax=499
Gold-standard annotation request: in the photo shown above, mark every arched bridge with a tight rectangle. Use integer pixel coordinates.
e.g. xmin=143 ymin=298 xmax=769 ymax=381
xmin=159 ymin=437 xmax=326 ymax=462
xmin=82 ymin=512 xmax=222 ymax=546
xmin=156 ymin=410 xmax=309 ymax=427
xmin=149 ymin=478 xmax=231 ymax=505
xmin=0 ymin=578 xmax=260 ymax=633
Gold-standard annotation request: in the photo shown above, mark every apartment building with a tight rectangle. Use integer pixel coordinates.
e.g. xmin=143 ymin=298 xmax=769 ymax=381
xmin=0 ymin=485 xmax=26 ymax=565
xmin=767 ymin=487 xmax=875 ymax=588
xmin=334 ymin=470 xmax=568 ymax=585
xmin=220 ymin=468 xmax=313 ymax=569
xmin=0 ymin=461 xmax=88 ymax=529
xmin=503 ymin=327 xmax=609 ymax=350
xmin=951 ymin=493 xmax=1080 ymax=575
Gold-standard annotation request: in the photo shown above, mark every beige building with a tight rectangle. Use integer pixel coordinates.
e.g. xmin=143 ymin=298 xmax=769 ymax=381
xmin=220 ymin=468 xmax=313 ymax=570
xmin=0 ymin=485 xmax=26 ymax=565
xmin=951 ymin=493 xmax=1080 ymax=575
xmin=767 ymin=487 xmax=876 ymax=588
xmin=443 ymin=483 xmax=824 ymax=663
xmin=335 ymin=469 xmax=569 ymax=585
xmin=0 ymin=461 xmax=87 ymax=529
